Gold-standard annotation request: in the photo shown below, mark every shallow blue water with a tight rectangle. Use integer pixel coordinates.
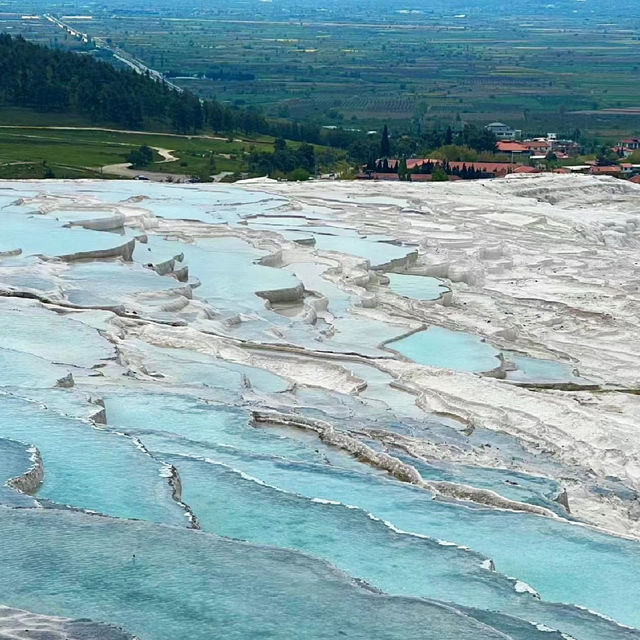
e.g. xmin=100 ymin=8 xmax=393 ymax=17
xmin=132 ymin=234 xmax=300 ymax=318
xmin=388 ymin=328 xmax=584 ymax=383
xmin=0 ymin=438 xmax=38 ymax=507
xmin=285 ymin=261 xmax=352 ymax=315
xmin=273 ymin=227 xmax=411 ymax=266
xmin=393 ymin=454 xmax=563 ymax=512
xmin=103 ymin=395 xmax=353 ymax=469
xmin=62 ymin=261 xmax=179 ymax=307
xmin=0 ymin=347 xmax=77 ymax=388
xmin=133 ymin=414 xmax=640 ymax=630
xmin=125 ymin=342 xmax=290 ymax=393
xmin=386 ymin=273 xmax=450 ymax=300
xmin=0 ymin=257 xmax=59 ymax=293
xmin=0 ymin=507 xmax=519 ymax=640
xmin=0 ymin=208 xmax=129 ymax=258
xmin=164 ymin=453 xmax=638 ymax=640
xmin=5 ymin=181 xmax=287 ymax=224
xmin=0 ymin=394 xmax=185 ymax=525
xmin=0 ymin=301 xmax=114 ymax=367
xmin=1 ymin=181 xmax=637 ymax=640
xmin=389 ymin=326 xmax=502 ymax=372
xmin=505 ymin=354 xmax=584 ymax=383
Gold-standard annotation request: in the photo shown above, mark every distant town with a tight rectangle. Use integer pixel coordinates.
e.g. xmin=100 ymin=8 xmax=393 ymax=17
xmin=358 ymin=122 xmax=640 ymax=183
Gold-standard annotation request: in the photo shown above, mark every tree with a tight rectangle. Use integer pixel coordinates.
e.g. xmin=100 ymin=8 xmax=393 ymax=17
xmin=431 ymin=144 xmax=478 ymax=162
xmin=445 ymin=126 xmax=453 ymax=145
xmin=596 ymin=146 xmax=617 ymax=166
xmin=287 ymin=168 xmax=310 ymax=181
xmin=297 ymin=143 xmax=316 ymax=174
xmin=398 ymin=157 xmax=409 ymax=181
xmin=380 ymin=124 xmax=390 ymax=158
xmin=127 ymin=144 xmax=153 ymax=168
xmin=431 ymin=166 xmax=449 ymax=182
xmin=626 ymin=150 xmax=640 ymax=163
xmin=455 ymin=124 xmax=497 ymax=152
xmin=544 ymin=151 xmax=560 ymax=171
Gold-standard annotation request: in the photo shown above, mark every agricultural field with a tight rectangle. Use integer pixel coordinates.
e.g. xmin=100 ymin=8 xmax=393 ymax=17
xmin=0 ymin=119 xmax=281 ymax=179
xmin=3 ymin=0 xmax=640 ymax=137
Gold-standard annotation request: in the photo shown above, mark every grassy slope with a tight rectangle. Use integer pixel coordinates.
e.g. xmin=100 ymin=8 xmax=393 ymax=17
xmin=0 ymin=108 xmax=282 ymax=179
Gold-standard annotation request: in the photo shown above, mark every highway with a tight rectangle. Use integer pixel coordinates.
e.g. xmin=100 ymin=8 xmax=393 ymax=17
xmin=43 ymin=13 xmax=184 ymax=93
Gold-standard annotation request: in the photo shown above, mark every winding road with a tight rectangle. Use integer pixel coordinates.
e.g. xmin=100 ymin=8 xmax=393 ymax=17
xmin=100 ymin=146 xmax=191 ymax=181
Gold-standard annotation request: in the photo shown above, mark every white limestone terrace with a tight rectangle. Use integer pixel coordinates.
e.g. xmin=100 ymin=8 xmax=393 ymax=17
xmin=0 ymin=605 xmax=134 ymax=640
xmin=234 ymin=174 xmax=640 ymax=536
xmin=4 ymin=175 xmax=640 ymax=638
xmin=1 ymin=174 xmax=640 ymax=538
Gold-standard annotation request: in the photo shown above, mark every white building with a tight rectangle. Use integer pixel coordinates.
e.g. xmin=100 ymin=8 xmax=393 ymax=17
xmin=485 ymin=122 xmax=520 ymax=140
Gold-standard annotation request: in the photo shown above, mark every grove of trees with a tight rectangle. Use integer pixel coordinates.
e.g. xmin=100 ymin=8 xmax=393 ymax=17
xmin=0 ymin=34 xmax=366 ymax=148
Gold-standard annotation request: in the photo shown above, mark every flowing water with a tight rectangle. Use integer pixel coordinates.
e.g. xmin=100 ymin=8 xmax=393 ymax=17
xmin=0 ymin=180 xmax=637 ymax=640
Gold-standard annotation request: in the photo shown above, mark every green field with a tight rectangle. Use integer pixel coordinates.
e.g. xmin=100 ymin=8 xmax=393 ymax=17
xmin=5 ymin=0 xmax=640 ymax=138
xmin=0 ymin=114 xmax=337 ymax=180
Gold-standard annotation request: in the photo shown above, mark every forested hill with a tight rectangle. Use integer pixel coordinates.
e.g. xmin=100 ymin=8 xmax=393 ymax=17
xmin=0 ymin=34 xmax=201 ymax=131
xmin=0 ymin=34 xmax=347 ymax=145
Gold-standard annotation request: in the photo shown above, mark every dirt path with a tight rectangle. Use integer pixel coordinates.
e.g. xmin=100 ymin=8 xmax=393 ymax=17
xmin=1 ymin=125 xmax=241 ymax=181
xmin=0 ymin=125 xmax=255 ymax=144
xmin=155 ymin=147 xmax=179 ymax=162
xmin=99 ymin=145 xmax=190 ymax=181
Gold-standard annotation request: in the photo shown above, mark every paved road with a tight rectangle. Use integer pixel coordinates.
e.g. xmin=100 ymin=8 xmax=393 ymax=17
xmin=43 ymin=14 xmax=184 ymax=93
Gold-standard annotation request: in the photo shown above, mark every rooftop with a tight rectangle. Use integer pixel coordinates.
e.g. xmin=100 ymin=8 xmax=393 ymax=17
xmin=590 ymin=165 xmax=622 ymax=174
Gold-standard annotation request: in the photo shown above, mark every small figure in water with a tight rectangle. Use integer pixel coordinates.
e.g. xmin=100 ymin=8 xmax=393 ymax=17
xmin=315 ymin=449 xmax=332 ymax=465
xmin=132 ymin=553 xmax=136 ymax=565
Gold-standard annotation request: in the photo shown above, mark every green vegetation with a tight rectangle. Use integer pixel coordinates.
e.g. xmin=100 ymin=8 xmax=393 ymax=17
xmin=431 ymin=167 xmax=450 ymax=183
xmin=3 ymin=2 xmax=639 ymax=181
xmin=127 ymin=144 xmax=155 ymax=168
xmin=248 ymin=138 xmax=316 ymax=180
xmin=0 ymin=33 xmax=362 ymax=151
xmin=0 ymin=33 xmax=204 ymax=131
xmin=0 ymin=128 xmax=135 ymax=177
xmin=9 ymin=0 xmax=639 ymax=138
xmin=0 ymin=160 xmax=106 ymax=180
xmin=0 ymin=34 xmax=364 ymax=178
xmin=0 ymin=123 xmax=345 ymax=180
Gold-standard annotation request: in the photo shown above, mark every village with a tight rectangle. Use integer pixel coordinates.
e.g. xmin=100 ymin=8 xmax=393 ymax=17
xmin=358 ymin=122 xmax=640 ymax=183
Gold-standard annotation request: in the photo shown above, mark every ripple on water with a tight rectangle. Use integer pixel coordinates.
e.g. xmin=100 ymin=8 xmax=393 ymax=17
xmin=1 ymin=182 xmax=637 ymax=640
xmin=0 ymin=507 xmax=515 ymax=640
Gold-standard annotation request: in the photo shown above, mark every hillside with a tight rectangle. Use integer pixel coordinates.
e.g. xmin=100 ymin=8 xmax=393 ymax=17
xmin=0 ymin=33 xmax=205 ymax=132
xmin=0 ymin=34 xmax=362 ymax=150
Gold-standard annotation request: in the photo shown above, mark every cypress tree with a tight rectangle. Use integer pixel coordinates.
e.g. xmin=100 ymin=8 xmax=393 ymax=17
xmin=445 ymin=126 xmax=453 ymax=145
xmin=380 ymin=124 xmax=390 ymax=158
xmin=398 ymin=157 xmax=408 ymax=181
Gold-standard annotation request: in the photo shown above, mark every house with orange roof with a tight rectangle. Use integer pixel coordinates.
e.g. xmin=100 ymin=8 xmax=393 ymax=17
xmin=361 ymin=158 xmax=528 ymax=180
xmin=614 ymin=138 xmax=640 ymax=157
xmin=413 ymin=159 xmax=522 ymax=178
xmin=590 ymin=165 xmax=622 ymax=177
xmin=521 ymin=140 xmax=552 ymax=154
xmin=496 ymin=141 xmax=531 ymax=155
xmin=620 ymin=137 xmax=640 ymax=150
